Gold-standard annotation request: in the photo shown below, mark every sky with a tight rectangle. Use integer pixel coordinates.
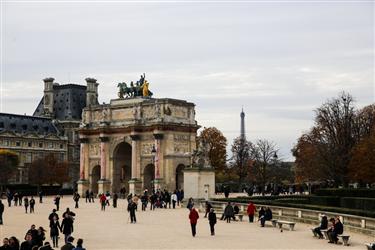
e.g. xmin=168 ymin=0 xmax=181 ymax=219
xmin=1 ymin=0 xmax=374 ymax=160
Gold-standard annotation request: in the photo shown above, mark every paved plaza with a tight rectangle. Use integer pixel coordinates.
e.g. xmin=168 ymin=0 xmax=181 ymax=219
xmin=0 ymin=196 xmax=373 ymax=250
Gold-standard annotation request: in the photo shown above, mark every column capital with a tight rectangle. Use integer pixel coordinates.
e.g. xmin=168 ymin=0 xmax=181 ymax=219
xmin=153 ymin=133 xmax=163 ymax=140
xmin=99 ymin=136 xmax=110 ymax=142
xmin=80 ymin=137 xmax=89 ymax=143
xmin=130 ymin=134 xmax=140 ymax=141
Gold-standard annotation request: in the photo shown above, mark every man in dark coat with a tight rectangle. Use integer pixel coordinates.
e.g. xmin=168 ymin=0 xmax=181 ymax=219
xmin=85 ymin=190 xmax=90 ymax=203
xmin=60 ymin=236 xmax=75 ymax=250
xmin=208 ymin=208 xmax=217 ymax=236
xmin=189 ymin=206 xmax=199 ymax=237
xmin=29 ymin=197 xmax=35 ymax=213
xmin=0 ymin=200 xmax=4 ymax=225
xmin=224 ymin=202 xmax=234 ymax=223
xmin=48 ymin=209 xmax=59 ymax=223
xmin=113 ymin=193 xmax=118 ymax=208
xmin=61 ymin=214 xmax=74 ymax=243
xmin=127 ymin=200 xmax=137 ymax=223
xmin=25 ymin=224 xmax=38 ymax=245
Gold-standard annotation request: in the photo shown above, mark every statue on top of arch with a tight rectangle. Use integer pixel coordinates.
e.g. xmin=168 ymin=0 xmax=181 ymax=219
xmin=117 ymin=73 xmax=153 ymax=99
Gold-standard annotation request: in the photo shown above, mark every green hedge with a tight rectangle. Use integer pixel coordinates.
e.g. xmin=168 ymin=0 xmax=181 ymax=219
xmin=340 ymin=197 xmax=375 ymax=211
xmin=315 ymin=188 xmax=375 ymax=198
xmin=309 ymin=196 xmax=340 ymax=207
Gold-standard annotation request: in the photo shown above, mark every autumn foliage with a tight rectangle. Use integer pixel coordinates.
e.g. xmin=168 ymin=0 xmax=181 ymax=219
xmin=28 ymin=153 xmax=70 ymax=187
xmin=198 ymin=127 xmax=227 ymax=171
xmin=0 ymin=149 xmax=19 ymax=187
xmin=293 ymin=93 xmax=375 ymax=185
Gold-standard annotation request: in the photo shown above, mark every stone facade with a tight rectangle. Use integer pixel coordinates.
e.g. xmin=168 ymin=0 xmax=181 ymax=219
xmin=0 ymin=113 xmax=68 ymax=183
xmin=77 ymin=97 xmax=200 ymax=195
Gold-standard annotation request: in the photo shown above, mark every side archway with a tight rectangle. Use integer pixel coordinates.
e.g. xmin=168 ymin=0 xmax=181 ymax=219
xmin=175 ymin=164 xmax=185 ymax=190
xmin=91 ymin=165 xmax=101 ymax=195
xmin=143 ymin=164 xmax=155 ymax=192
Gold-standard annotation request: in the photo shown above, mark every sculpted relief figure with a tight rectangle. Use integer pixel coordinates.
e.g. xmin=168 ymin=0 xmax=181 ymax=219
xmin=191 ymin=139 xmax=212 ymax=168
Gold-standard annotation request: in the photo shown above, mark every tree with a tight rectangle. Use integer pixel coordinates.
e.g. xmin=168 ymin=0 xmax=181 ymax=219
xmin=198 ymin=127 xmax=227 ymax=171
xmin=293 ymin=93 xmax=375 ymax=186
xmin=249 ymin=139 xmax=280 ymax=194
xmin=28 ymin=153 xmax=70 ymax=190
xmin=348 ymin=132 xmax=375 ymax=184
xmin=230 ymin=136 xmax=252 ymax=185
xmin=0 ymin=149 xmax=19 ymax=190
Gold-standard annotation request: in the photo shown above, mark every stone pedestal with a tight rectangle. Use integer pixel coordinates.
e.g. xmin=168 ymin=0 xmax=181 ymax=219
xmin=77 ymin=179 xmax=89 ymax=197
xmin=98 ymin=179 xmax=111 ymax=194
xmin=183 ymin=167 xmax=215 ymax=200
xmin=128 ymin=179 xmax=143 ymax=195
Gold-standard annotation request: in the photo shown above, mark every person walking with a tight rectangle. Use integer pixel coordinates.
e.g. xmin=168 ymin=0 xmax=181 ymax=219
xmin=224 ymin=202 xmax=234 ymax=223
xmin=0 ymin=200 xmax=4 ymax=225
xmin=100 ymin=194 xmax=106 ymax=211
xmin=171 ymin=192 xmax=177 ymax=209
xmin=208 ymin=208 xmax=217 ymax=236
xmin=73 ymin=193 xmax=80 ymax=209
xmin=23 ymin=197 xmax=29 ymax=214
xmin=89 ymin=191 xmax=94 ymax=203
xmin=113 ymin=193 xmax=118 ymax=208
xmin=38 ymin=191 xmax=43 ymax=203
xmin=50 ymin=215 xmax=61 ymax=248
xmin=61 ymin=213 xmax=74 ymax=244
xmin=204 ymin=201 xmax=212 ymax=218
xmin=189 ymin=206 xmax=199 ymax=237
xmin=29 ymin=197 xmax=35 ymax=213
xmin=247 ymin=201 xmax=256 ymax=223
xmin=54 ymin=196 xmax=61 ymax=211
xmin=127 ymin=200 xmax=137 ymax=223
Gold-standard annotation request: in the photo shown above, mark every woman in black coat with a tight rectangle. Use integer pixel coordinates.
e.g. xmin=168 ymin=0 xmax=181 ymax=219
xmin=258 ymin=207 xmax=266 ymax=227
xmin=50 ymin=216 xmax=61 ymax=248
xmin=208 ymin=208 xmax=217 ymax=236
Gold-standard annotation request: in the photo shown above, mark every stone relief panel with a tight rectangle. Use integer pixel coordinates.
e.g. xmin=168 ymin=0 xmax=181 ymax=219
xmin=171 ymin=106 xmax=188 ymax=118
xmin=141 ymin=141 xmax=154 ymax=155
xmin=89 ymin=143 xmax=100 ymax=157
xmin=142 ymin=106 xmax=155 ymax=119
xmin=173 ymin=134 xmax=190 ymax=153
xmin=112 ymin=109 xmax=132 ymax=121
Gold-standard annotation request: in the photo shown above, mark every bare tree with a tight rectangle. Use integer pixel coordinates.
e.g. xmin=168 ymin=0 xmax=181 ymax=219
xmin=249 ymin=139 xmax=279 ymax=195
xmin=230 ymin=136 xmax=252 ymax=185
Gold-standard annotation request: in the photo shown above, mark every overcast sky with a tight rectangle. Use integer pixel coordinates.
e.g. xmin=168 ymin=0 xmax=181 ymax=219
xmin=1 ymin=1 xmax=374 ymax=160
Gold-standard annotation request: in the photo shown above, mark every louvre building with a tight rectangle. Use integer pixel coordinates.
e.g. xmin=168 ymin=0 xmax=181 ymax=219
xmin=0 ymin=77 xmax=99 ymax=186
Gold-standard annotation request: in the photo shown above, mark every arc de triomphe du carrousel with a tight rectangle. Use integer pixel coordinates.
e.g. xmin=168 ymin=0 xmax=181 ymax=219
xmin=77 ymin=76 xmax=215 ymax=199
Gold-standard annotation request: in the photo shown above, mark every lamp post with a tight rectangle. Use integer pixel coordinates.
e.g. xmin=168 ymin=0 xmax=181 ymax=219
xmin=151 ymin=145 xmax=158 ymax=191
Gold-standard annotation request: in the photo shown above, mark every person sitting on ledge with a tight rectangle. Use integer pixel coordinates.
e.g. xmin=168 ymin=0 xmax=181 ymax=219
xmin=314 ymin=215 xmax=328 ymax=239
xmin=328 ymin=217 xmax=343 ymax=244
xmin=265 ymin=207 xmax=273 ymax=222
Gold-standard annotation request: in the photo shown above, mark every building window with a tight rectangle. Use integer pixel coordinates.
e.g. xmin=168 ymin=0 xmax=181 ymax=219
xmin=60 ymin=153 xmax=65 ymax=162
xmin=39 ymin=142 xmax=43 ymax=148
xmin=48 ymin=142 xmax=53 ymax=148
xmin=28 ymin=142 xmax=32 ymax=147
xmin=4 ymin=140 xmax=9 ymax=146
xmin=16 ymin=141 xmax=21 ymax=147
xmin=25 ymin=153 xmax=32 ymax=163
xmin=60 ymin=144 xmax=64 ymax=149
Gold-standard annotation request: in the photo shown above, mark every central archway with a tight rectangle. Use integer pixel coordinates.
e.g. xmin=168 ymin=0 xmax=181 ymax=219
xmin=113 ymin=142 xmax=132 ymax=193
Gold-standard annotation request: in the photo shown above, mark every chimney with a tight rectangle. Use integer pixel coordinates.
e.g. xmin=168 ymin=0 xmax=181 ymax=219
xmin=85 ymin=77 xmax=99 ymax=107
xmin=43 ymin=77 xmax=55 ymax=117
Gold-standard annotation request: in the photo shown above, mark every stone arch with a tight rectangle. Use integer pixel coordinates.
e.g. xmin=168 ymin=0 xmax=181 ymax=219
xmin=143 ymin=164 xmax=155 ymax=192
xmin=112 ymin=141 xmax=132 ymax=193
xmin=175 ymin=164 xmax=185 ymax=190
xmin=91 ymin=165 xmax=100 ymax=195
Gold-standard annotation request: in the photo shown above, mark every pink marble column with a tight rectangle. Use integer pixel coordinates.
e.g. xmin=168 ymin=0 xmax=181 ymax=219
xmin=79 ymin=138 xmax=89 ymax=180
xmin=130 ymin=134 xmax=140 ymax=179
xmin=153 ymin=133 xmax=163 ymax=180
xmin=100 ymin=136 xmax=109 ymax=180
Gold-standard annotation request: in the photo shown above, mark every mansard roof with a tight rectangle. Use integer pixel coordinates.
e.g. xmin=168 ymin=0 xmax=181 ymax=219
xmin=0 ymin=113 xmax=59 ymax=135
xmin=33 ymin=83 xmax=87 ymax=120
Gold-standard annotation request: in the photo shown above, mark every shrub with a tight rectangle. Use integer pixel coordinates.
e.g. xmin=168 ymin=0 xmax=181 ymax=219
xmin=315 ymin=188 xmax=375 ymax=198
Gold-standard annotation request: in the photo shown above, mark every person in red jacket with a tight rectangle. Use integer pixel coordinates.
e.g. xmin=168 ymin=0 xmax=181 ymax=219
xmin=247 ymin=201 xmax=256 ymax=223
xmin=189 ymin=206 xmax=199 ymax=237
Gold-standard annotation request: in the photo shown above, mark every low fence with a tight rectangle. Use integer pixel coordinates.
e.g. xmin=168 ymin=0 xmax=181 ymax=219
xmin=198 ymin=200 xmax=375 ymax=236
